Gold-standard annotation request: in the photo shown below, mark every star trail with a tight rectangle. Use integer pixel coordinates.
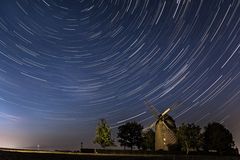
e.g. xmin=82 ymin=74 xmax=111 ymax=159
xmin=0 ymin=0 xmax=239 ymax=150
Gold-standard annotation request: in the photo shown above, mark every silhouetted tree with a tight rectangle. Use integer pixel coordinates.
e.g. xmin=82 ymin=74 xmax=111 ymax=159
xmin=117 ymin=122 xmax=143 ymax=150
xmin=94 ymin=119 xmax=114 ymax=148
xmin=176 ymin=123 xmax=203 ymax=154
xmin=203 ymin=122 xmax=235 ymax=155
xmin=142 ymin=129 xmax=155 ymax=151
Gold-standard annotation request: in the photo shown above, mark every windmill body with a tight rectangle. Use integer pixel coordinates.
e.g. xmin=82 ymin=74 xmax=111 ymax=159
xmin=155 ymin=114 xmax=177 ymax=151
xmin=144 ymin=101 xmax=177 ymax=151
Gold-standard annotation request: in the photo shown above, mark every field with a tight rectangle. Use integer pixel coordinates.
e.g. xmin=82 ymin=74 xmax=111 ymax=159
xmin=0 ymin=149 xmax=239 ymax=160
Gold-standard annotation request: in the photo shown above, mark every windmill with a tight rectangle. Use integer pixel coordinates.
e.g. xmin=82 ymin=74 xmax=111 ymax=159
xmin=144 ymin=100 xmax=177 ymax=151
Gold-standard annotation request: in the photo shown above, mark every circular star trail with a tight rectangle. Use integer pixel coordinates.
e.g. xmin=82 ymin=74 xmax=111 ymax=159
xmin=0 ymin=0 xmax=239 ymax=149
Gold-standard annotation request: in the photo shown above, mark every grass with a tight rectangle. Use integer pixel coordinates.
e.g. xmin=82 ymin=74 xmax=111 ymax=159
xmin=0 ymin=148 xmax=239 ymax=160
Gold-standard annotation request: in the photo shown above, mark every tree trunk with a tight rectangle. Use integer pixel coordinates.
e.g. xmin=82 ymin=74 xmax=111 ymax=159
xmin=185 ymin=141 xmax=189 ymax=155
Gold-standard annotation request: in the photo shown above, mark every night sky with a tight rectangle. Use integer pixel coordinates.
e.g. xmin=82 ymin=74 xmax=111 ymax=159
xmin=0 ymin=0 xmax=239 ymax=150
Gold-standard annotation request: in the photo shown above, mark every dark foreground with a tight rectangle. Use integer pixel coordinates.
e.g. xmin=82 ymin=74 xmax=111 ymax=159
xmin=0 ymin=150 xmax=239 ymax=160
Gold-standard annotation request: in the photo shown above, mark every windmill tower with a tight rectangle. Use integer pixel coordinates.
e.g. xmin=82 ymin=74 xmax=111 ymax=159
xmin=144 ymin=101 xmax=177 ymax=151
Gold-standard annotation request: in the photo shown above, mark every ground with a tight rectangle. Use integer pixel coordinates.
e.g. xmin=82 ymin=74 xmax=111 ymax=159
xmin=0 ymin=149 xmax=239 ymax=160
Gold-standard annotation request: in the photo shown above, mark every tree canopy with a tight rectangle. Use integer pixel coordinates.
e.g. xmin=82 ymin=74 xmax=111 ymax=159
xmin=117 ymin=122 xmax=143 ymax=150
xmin=203 ymin=122 xmax=235 ymax=154
xmin=176 ymin=123 xmax=203 ymax=154
xmin=94 ymin=119 xmax=114 ymax=148
xmin=142 ymin=129 xmax=155 ymax=151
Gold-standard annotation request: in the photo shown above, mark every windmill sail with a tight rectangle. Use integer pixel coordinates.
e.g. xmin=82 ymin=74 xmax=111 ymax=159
xmin=142 ymin=121 xmax=156 ymax=133
xmin=161 ymin=108 xmax=170 ymax=117
xmin=144 ymin=100 xmax=160 ymax=119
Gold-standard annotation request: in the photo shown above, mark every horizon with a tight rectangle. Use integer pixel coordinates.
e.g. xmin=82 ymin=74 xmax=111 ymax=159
xmin=0 ymin=0 xmax=239 ymax=150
